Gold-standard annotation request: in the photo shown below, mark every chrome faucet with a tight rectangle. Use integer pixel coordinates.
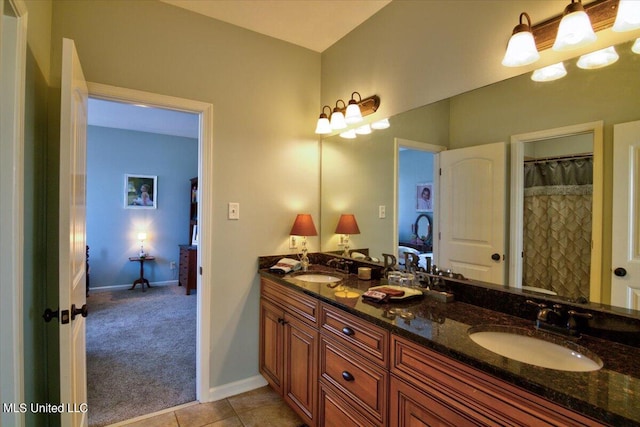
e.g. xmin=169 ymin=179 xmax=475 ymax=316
xmin=327 ymin=258 xmax=352 ymax=273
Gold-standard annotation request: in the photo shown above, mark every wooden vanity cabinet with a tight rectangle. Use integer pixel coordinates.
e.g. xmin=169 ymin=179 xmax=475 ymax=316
xmin=259 ymin=278 xmax=319 ymax=427
xmin=389 ymin=334 xmax=604 ymax=427
xmin=318 ymin=303 xmax=389 ymax=427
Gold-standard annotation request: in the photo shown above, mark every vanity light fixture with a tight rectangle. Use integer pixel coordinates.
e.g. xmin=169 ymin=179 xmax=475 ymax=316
xmin=345 ymin=92 xmax=364 ymax=124
xmin=531 ymin=62 xmax=567 ymax=82
xmin=355 ymin=124 xmax=372 ymax=135
xmin=371 ymin=118 xmax=390 ymax=130
xmin=330 ymin=100 xmax=348 ymax=130
xmin=315 ymin=93 xmax=380 ymax=135
xmin=553 ymin=0 xmax=597 ymax=51
xmin=502 ymin=12 xmax=540 ymax=67
xmin=612 ymin=0 xmax=640 ymax=32
xmin=290 ymin=214 xmax=318 ymax=271
xmin=315 ymin=105 xmax=332 ymax=134
xmin=335 ymin=214 xmax=360 ymax=258
xmin=339 ymin=129 xmax=357 ymax=139
xmin=577 ymin=46 xmax=619 ymax=69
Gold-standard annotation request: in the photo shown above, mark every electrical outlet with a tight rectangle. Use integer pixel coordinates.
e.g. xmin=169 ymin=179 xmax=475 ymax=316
xmin=170 ymin=261 xmax=176 ymax=270
xmin=338 ymin=235 xmax=345 ymax=246
xmin=289 ymin=236 xmax=298 ymax=249
xmin=379 ymin=205 xmax=386 ymax=218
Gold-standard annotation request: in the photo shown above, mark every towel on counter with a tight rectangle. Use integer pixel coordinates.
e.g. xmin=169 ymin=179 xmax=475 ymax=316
xmin=270 ymin=258 xmax=301 ymax=274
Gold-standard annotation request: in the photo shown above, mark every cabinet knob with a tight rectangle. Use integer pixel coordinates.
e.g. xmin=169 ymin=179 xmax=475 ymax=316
xmin=341 ymin=371 xmax=354 ymax=382
xmin=341 ymin=326 xmax=355 ymax=336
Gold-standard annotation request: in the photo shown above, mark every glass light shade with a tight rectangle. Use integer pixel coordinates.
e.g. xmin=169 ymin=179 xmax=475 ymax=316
xmin=613 ymin=0 xmax=640 ymax=32
xmin=371 ymin=118 xmax=390 ymax=129
xmin=315 ymin=116 xmax=331 ymax=134
xmin=339 ymin=129 xmax=357 ymax=139
xmin=502 ymin=31 xmax=540 ymax=67
xmin=633 ymin=38 xmax=640 ymax=54
xmin=330 ymin=111 xmax=347 ymax=130
xmin=137 ymin=232 xmax=147 ymax=241
xmin=531 ymin=62 xmax=567 ymax=82
xmin=344 ymin=102 xmax=363 ymax=124
xmin=355 ymin=124 xmax=372 ymax=135
xmin=577 ymin=46 xmax=619 ymax=69
xmin=552 ymin=5 xmax=597 ymax=51
xmin=335 ymin=214 xmax=360 ymax=235
xmin=290 ymin=214 xmax=318 ymax=237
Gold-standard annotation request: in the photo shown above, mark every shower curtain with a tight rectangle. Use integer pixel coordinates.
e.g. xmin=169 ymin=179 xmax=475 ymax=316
xmin=522 ymin=157 xmax=592 ymax=301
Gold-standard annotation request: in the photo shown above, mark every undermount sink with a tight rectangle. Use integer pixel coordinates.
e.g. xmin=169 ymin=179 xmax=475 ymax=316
xmin=468 ymin=325 xmax=603 ymax=372
xmin=293 ymin=273 xmax=342 ymax=283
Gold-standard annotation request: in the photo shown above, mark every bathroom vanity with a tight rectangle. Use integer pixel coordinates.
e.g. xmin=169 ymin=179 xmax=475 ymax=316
xmin=258 ymin=256 xmax=640 ymax=427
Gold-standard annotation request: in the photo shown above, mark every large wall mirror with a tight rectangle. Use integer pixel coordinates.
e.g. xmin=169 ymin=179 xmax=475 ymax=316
xmin=320 ymin=38 xmax=640 ymax=310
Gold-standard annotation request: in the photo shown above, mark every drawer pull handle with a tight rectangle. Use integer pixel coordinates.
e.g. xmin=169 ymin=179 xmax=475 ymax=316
xmin=342 ymin=371 xmax=354 ymax=382
xmin=342 ymin=327 xmax=355 ymax=336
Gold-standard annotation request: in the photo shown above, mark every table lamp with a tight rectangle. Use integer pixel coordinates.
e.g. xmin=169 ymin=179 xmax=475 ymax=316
xmin=137 ymin=232 xmax=147 ymax=257
xmin=290 ymin=214 xmax=318 ymax=271
xmin=335 ymin=214 xmax=360 ymax=257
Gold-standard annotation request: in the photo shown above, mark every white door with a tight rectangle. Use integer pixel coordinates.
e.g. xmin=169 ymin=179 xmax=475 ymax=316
xmin=439 ymin=142 xmax=506 ymax=284
xmin=612 ymin=120 xmax=640 ymax=309
xmin=58 ymin=38 xmax=89 ymax=427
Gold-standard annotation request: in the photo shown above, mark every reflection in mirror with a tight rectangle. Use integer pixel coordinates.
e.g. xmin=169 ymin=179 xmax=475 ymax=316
xmin=510 ymin=122 xmax=602 ymax=304
xmin=320 ymin=39 xmax=640 ymax=309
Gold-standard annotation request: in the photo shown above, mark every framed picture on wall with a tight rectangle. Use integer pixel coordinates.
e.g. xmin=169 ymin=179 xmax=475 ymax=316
xmin=125 ymin=174 xmax=157 ymax=209
xmin=416 ymin=183 xmax=433 ymax=212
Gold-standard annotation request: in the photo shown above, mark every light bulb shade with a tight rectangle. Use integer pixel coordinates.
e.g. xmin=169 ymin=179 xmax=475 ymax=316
xmin=355 ymin=124 xmax=372 ymax=135
xmin=502 ymin=13 xmax=540 ymax=67
xmin=553 ymin=2 xmax=596 ymax=51
xmin=577 ymin=46 xmax=619 ymax=69
xmin=370 ymin=118 xmax=390 ymax=129
xmin=315 ymin=116 xmax=331 ymax=134
xmin=335 ymin=214 xmax=360 ymax=235
xmin=345 ymin=102 xmax=363 ymax=124
xmin=531 ymin=62 xmax=567 ymax=82
xmin=330 ymin=111 xmax=347 ymax=130
xmin=340 ymin=129 xmax=357 ymax=139
xmin=290 ymin=214 xmax=318 ymax=237
xmin=613 ymin=0 xmax=640 ymax=32
xmin=633 ymin=38 xmax=640 ymax=54
xmin=137 ymin=232 xmax=147 ymax=241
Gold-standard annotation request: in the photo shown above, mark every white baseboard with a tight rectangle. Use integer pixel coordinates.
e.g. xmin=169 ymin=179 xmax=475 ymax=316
xmin=207 ymin=375 xmax=268 ymax=402
xmin=89 ymin=280 xmax=178 ymax=293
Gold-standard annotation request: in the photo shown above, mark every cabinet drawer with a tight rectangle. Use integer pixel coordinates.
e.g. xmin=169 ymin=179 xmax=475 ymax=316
xmin=319 ymin=382 xmax=377 ymax=427
xmin=261 ymin=278 xmax=319 ymax=326
xmin=320 ymin=303 xmax=388 ymax=366
xmin=320 ymin=337 xmax=387 ymax=425
xmin=391 ymin=335 xmax=603 ymax=427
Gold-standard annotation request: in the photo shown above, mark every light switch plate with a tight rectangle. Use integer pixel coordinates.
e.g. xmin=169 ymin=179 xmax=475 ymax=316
xmin=228 ymin=202 xmax=240 ymax=220
xmin=379 ymin=205 xmax=386 ymax=218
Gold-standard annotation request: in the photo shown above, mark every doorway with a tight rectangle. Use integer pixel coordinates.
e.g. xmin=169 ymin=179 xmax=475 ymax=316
xmin=394 ymin=138 xmax=445 ymax=270
xmin=85 ymin=82 xmax=213 ymax=423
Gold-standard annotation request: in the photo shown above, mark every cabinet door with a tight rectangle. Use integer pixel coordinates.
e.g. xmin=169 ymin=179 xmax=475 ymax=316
xmin=284 ymin=313 xmax=318 ymax=427
xmin=390 ymin=376 xmax=478 ymax=427
xmin=259 ymin=299 xmax=284 ymax=394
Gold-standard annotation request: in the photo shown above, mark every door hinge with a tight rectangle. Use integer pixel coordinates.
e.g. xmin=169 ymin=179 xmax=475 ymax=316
xmin=439 ymin=168 xmax=442 ymax=176
xmin=199 ymin=266 xmax=203 ymax=275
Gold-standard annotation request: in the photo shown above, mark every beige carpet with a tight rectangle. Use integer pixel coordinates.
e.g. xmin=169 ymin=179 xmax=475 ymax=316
xmin=86 ymin=284 xmax=196 ymax=427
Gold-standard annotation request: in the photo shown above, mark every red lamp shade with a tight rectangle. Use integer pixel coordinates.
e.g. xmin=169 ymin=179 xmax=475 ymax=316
xmin=290 ymin=214 xmax=318 ymax=236
xmin=335 ymin=214 xmax=360 ymax=234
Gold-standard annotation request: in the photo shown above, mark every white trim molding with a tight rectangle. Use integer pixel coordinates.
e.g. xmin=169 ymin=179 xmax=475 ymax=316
xmin=0 ymin=1 xmax=28 ymax=426
xmin=208 ymin=375 xmax=268 ymax=402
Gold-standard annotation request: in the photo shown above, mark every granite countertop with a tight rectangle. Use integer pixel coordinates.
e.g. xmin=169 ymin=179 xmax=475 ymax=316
xmin=259 ymin=266 xmax=640 ymax=426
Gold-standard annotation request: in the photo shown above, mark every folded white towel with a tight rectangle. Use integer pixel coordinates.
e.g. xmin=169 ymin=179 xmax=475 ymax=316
xmin=270 ymin=258 xmax=301 ymax=274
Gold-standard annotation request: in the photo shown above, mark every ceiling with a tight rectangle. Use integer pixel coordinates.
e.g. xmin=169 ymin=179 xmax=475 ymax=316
xmin=88 ymin=0 xmax=391 ymax=139
xmin=159 ymin=0 xmax=392 ymax=53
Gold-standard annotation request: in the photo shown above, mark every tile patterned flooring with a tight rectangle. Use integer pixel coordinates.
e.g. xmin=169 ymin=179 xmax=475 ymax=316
xmin=113 ymin=386 xmax=305 ymax=427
